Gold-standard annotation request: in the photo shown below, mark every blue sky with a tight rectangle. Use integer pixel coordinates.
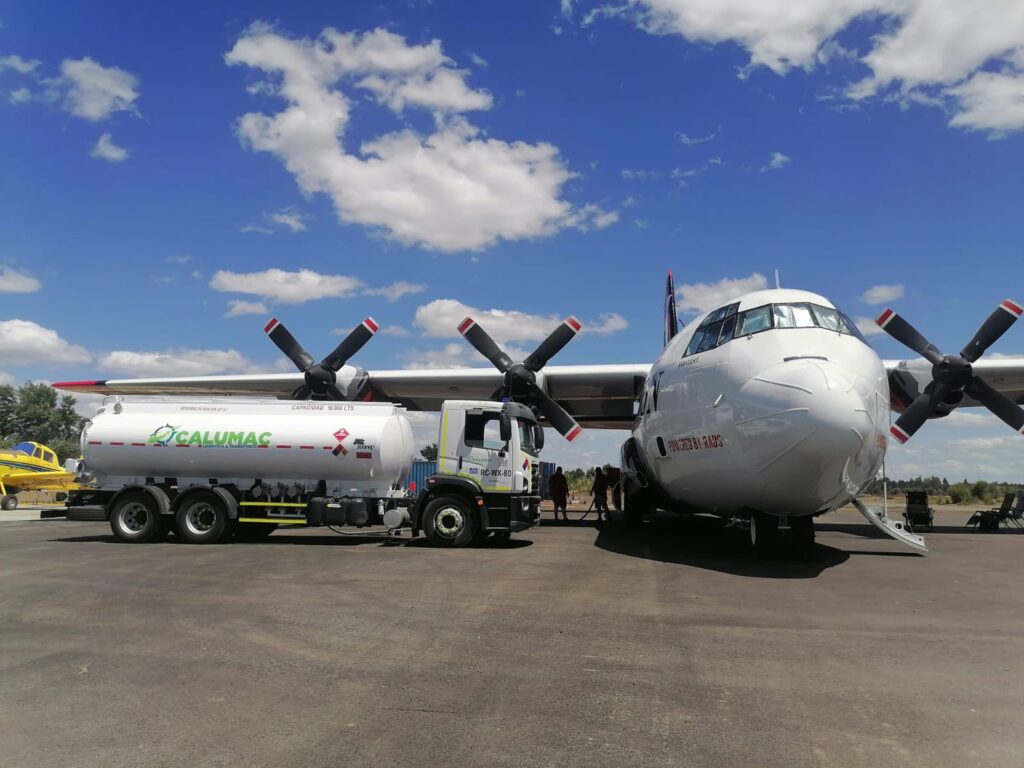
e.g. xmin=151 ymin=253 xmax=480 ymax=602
xmin=2 ymin=0 xmax=1023 ymax=477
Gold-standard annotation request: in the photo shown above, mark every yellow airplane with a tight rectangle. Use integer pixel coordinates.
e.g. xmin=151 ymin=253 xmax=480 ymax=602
xmin=0 ymin=441 xmax=82 ymax=510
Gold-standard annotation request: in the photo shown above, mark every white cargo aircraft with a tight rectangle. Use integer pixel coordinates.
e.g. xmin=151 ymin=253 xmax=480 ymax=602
xmin=56 ymin=276 xmax=1024 ymax=554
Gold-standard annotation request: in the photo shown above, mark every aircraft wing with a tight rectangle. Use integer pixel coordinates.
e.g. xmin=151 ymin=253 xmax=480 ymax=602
xmin=884 ymin=357 xmax=1024 ymax=409
xmin=54 ymin=364 xmax=650 ymax=429
xmin=1 ymin=469 xmax=82 ymax=492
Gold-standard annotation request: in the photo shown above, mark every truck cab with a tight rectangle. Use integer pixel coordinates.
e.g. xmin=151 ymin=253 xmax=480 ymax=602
xmin=415 ymin=400 xmax=543 ymax=546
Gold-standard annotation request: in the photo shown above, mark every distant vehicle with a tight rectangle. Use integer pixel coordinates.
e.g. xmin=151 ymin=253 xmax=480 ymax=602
xmin=54 ymin=288 xmax=1024 ymax=555
xmin=0 ymin=441 xmax=82 ymax=510
xmin=73 ymin=396 xmax=543 ymax=547
xmin=903 ymin=491 xmax=934 ymax=531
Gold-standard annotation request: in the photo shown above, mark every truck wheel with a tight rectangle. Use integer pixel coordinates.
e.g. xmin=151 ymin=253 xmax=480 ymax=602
xmin=176 ymin=493 xmax=230 ymax=544
xmin=1 ymin=494 xmax=18 ymax=511
xmin=423 ymin=496 xmax=476 ymax=548
xmin=110 ymin=494 xmax=165 ymax=543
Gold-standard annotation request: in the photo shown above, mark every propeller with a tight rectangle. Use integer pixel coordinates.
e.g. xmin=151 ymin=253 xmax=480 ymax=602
xmin=876 ymin=300 xmax=1024 ymax=443
xmin=457 ymin=316 xmax=583 ymax=441
xmin=264 ymin=317 xmax=378 ymax=400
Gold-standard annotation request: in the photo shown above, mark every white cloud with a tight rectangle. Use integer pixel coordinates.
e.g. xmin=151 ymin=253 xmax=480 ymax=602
xmin=469 ymin=52 xmax=489 ymax=69
xmin=98 ymin=349 xmax=262 ymax=377
xmin=225 ymin=24 xmax=609 ymax=252
xmin=90 ymin=132 xmax=130 ymax=162
xmin=759 ymin=151 xmax=790 ymax=172
xmin=0 ymin=267 xmax=41 ymax=294
xmin=675 ymin=130 xmax=716 ymax=146
xmin=166 ymin=254 xmax=193 ymax=264
xmin=9 ymin=87 xmax=31 ymax=104
xmin=242 ymin=207 xmax=311 ymax=234
xmin=676 ymin=273 xmax=768 ymax=313
xmin=402 ymin=342 xmax=472 ymax=370
xmin=267 ymin=208 xmax=309 ymax=232
xmin=854 ymin=316 xmax=886 ymax=337
xmin=621 ymin=168 xmax=661 ymax=180
xmin=210 ymin=268 xmax=363 ymax=304
xmin=224 ymin=299 xmax=269 ymax=318
xmin=59 ymin=57 xmax=140 ymax=121
xmin=380 ymin=324 xmax=411 ymax=337
xmin=0 ymin=370 xmax=15 ymax=385
xmin=413 ymin=298 xmax=627 ymax=344
xmin=363 ymin=280 xmax=427 ymax=302
xmin=946 ymin=70 xmax=1024 ymax=134
xmin=590 ymin=0 xmax=1024 ymax=136
xmin=860 ymin=283 xmax=905 ymax=304
xmin=948 ymin=435 xmax=1020 ymax=452
xmin=588 ymin=313 xmax=629 ymax=334
xmin=0 ymin=319 xmax=90 ymax=365
xmin=0 ymin=54 xmax=39 ymax=74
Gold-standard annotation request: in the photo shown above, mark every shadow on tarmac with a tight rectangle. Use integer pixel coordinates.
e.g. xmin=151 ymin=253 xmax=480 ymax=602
xmin=49 ymin=531 xmax=534 ymax=549
xmin=591 ymin=513 xmax=852 ymax=578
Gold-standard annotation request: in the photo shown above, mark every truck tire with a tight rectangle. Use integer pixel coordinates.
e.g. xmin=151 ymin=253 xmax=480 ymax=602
xmin=176 ymin=492 xmax=230 ymax=544
xmin=423 ymin=495 xmax=476 ymax=548
xmin=1 ymin=494 xmax=18 ymax=511
xmin=110 ymin=493 xmax=166 ymax=543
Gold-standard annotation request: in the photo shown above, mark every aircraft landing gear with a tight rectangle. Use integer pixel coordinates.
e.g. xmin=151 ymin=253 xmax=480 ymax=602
xmin=750 ymin=512 xmax=815 ymax=555
xmin=619 ymin=477 xmax=652 ymax=529
xmin=749 ymin=511 xmax=778 ymax=554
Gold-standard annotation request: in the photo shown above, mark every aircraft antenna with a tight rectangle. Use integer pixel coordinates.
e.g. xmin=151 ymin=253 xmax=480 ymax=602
xmin=774 ymin=269 xmax=781 ymax=289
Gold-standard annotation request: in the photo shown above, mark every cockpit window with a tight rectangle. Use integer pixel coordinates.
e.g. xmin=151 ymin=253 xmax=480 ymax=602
xmin=13 ymin=442 xmax=34 ymax=455
xmin=682 ymin=301 xmax=868 ymax=358
xmin=736 ymin=306 xmax=772 ymax=336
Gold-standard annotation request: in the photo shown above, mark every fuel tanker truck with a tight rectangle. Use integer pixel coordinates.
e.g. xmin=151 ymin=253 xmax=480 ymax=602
xmin=69 ymin=396 xmax=544 ymax=547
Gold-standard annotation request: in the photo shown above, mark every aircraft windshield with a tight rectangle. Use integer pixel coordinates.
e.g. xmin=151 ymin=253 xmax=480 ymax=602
xmin=683 ymin=301 xmax=867 ymax=357
xmin=12 ymin=442 xmax=34 ymax=455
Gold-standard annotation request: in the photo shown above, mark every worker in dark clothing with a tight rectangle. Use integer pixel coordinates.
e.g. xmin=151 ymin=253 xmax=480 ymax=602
xmin=549 ymin=466 xmax=568 ymax=520
xmin=590 ymin=467 xmax=609 ymax=522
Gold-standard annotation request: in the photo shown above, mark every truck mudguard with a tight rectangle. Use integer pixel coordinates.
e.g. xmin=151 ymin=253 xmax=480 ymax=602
xmin=109 ymin=484 xmax=171 ymax=518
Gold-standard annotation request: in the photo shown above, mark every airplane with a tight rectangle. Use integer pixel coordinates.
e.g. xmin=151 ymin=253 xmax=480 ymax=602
xmin=53 ymin=276 xmax=1024 ymax=554
xmin=0 ymin=441 xmax=83 ymax=510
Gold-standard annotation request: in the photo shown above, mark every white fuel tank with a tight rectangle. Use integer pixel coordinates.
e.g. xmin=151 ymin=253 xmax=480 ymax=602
xmin=81 ymin=398 xmax=413 ymax=487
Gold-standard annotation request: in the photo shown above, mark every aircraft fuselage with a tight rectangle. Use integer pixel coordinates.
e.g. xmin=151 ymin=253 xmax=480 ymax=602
xmin=632 ymin=289 xmax=889 ymax=518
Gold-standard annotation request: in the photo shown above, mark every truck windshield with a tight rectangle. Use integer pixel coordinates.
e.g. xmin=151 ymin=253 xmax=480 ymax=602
xmin=518 ymin=419 xmax=539 ymax=455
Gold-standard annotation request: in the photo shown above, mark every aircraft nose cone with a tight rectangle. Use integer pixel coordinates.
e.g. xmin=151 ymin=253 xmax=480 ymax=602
xmin=735 ymin=359 xmax=882 ymax=515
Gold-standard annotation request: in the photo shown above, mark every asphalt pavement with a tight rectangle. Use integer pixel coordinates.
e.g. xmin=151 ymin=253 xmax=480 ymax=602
xmin=1 ymin=509 xmax=1022 ymax=768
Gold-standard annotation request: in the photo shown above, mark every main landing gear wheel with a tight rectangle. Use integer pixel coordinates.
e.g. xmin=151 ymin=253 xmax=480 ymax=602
xmin=110 ymin=493 xmax=167 ymax=543
xmin=1 ymin=494 xmax=18 ymax=511
xmin=175 ymin=493 xmax=230 ymax=544
xmin=790 ymin=515 xmax=815 ymax=554
xmin=620 ymin=478 xmax=651 ymax=530
xmin=423 ymin=496 xmax=476 ymax=548
xmin=750 ymin=511 xmax=779 ymax=555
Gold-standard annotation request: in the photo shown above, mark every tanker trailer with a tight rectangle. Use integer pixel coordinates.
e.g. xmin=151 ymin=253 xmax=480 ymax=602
xmin=72 ymin=396 xmax=544 ymax=547
xmin=77 ymin=397 xmax=413 ymax=543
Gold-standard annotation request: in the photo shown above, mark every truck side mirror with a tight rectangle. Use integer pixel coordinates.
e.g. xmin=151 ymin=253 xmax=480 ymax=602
xmin=499 ymin=413 xmax=512 ymax=443
xmin=534 ymin=424 xmax=544 ymax=451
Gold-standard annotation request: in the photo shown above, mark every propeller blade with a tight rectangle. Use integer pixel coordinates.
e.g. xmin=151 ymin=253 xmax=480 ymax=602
xmin=523 ymin=316 xmax=582 ymax=373
xmin=965 ymin=377 xmax=1024 ymax=434
xmin=889 ymin=392 xmax=936 ymax=444
xmin=528 ymin=383 xmax=582 ymax=442
xmin=960 ymin=300 xmax=1023 ymax=363
xmin=876 ymin=309 xmax=945 ymax=366
xmin=458 ymin=318 xmax=513 ymax=372
xmin=322 ymin=318 xmax=378 ymax=371
xmin=265 ymin=318 xmax=315 ymax=371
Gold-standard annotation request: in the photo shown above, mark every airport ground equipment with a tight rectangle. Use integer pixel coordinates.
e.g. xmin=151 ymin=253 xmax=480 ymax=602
xmin=70 ymin=397 xmax=542 ymax=547
xmin=903 ymin=491 xmax=934 ymax=531
xmin=966 ymin=492 xmax=1020 ymax=531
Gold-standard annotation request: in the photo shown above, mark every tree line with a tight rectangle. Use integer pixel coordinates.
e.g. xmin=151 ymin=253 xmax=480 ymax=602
xmin=0 ymin=383 xmax=86 ymax=463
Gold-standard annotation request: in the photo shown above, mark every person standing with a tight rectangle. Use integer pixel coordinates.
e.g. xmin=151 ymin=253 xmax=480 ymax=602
xmin=591 ymin=467 xmax=609 ymax=522
xmin=549 ymin=466 xmax=568 ymax=520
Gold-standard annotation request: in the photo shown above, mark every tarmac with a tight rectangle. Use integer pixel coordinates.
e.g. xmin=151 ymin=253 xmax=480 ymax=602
xmin=1 ymin=505 xmax=1022 ymax=768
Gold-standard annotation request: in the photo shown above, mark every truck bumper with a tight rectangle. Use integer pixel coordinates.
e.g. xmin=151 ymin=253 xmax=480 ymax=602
xmin=482 ymin=494 xmax=540 ymax=532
